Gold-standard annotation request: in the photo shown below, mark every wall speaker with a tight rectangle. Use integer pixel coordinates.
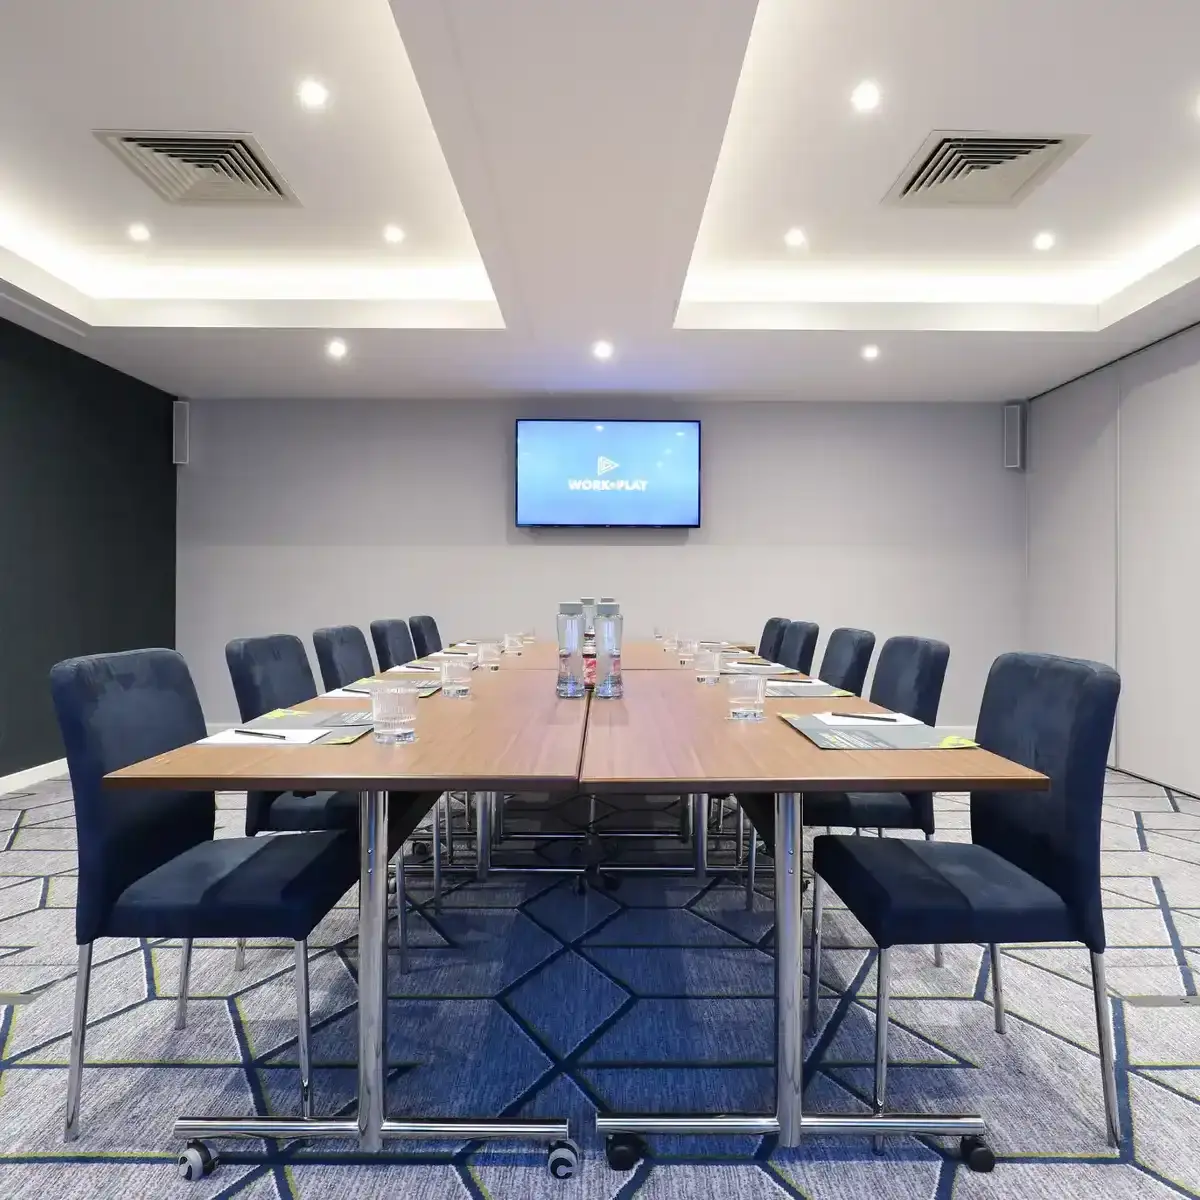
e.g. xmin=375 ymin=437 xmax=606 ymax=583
xmin=172 ymin=399 xmax=190 ymax=465
xmin=1003 ymin=401 xmax=1026 ymax=471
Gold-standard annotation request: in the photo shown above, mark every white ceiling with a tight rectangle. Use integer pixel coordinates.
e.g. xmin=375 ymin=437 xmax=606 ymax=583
xmin=4 ymin=0 xmax=1200 ymax=400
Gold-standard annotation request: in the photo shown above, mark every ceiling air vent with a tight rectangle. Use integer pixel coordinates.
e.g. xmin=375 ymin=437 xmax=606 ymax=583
xmin=94 ymin=130 xmax=296 ymax=204
xmin=884 ymin=131 xmax=1086 ymax=207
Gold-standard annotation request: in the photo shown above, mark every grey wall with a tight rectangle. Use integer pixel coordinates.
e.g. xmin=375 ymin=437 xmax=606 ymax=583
xmin=1027 ymin=321 xmax=1200 ymax=793
xmin=177 ymin=397 xmax=1027 ymax=726
xmin=0 ymin=318 xmax=176 ymax=775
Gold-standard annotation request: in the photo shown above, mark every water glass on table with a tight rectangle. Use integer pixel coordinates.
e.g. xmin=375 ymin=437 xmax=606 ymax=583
xmin=502 ymin=633 xmax=524 ymax=655
xmin=727 ymin=674 xmax=766 ymax=721
xmin=478 ymin=642 xmax=502 ymax=671
xmin=521 ymin=629 xmax=537 ymax=645
xmin=678 ymin=638 xmax=698 ymax=667
xmin=371 ymin=680 xmax=420 ymax=743
xmin=442 ymin=659 xmax=473 ymax=699
xmin=695 ymin=648 xmax=721 ymax=686
xmin=662 ymin=631 xmax=680 ymax=652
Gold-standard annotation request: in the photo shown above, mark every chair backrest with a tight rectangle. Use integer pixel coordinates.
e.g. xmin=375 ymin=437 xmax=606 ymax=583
xmin=50 ymin=648 xmax=215 ymax=944
xmin=818 ymin=627 xmax=876 ymax=695
xmin=868 ymin=636 xmax=950 ymax=723
xmin=225 ymin=634 xmax=318 ymax=720
xmin=971 ymin=653 xmax=1120 ymax=953
xmin=756 ymin=617 xmax=787 ymax=659
xmin=777 ymin=620 xmax=819 ymax=673
xmin=409 ymin=614 xmax=443 ymax=658
xmin=312 ymin=625 xmax=375 ymax=691
xmin=370 ymin=619 xmax=416 ymax=671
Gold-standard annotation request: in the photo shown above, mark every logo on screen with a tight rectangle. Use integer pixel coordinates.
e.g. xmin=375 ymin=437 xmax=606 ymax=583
xmin=597 ymin=456 xmax=619 ymax=475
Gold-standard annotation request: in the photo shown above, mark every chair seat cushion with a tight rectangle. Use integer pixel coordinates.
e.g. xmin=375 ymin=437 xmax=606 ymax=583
xmin=106 ymin=830 xmax=358 ymax=941
xmin=267 ymin=789 xmax=359 ymax=831
xmin=264 ymin=789 xmax=440 ymax=858
xmin=805 ymin=792 xmax=919 ymax=830
xmin=812 ymin=834 xmax=1078 ymax=948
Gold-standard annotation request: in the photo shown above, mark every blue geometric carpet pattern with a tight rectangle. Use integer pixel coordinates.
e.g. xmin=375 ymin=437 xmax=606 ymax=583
xmin=0 ymin=771 xmax=1198 ymax=1197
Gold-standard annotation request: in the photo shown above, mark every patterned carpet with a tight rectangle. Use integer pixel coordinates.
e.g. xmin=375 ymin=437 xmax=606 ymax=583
xmin=0 ymin=771 xmax=1198 ymax=1198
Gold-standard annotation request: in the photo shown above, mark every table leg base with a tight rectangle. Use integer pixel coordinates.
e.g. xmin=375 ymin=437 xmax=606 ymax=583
xmin=174 ymin=1115 xmax=571 ymax=1145
xmin=594 ymin=1112 xmax=984 ymax=1145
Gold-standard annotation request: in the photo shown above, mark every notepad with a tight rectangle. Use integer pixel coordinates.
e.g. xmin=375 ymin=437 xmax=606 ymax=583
xmin=778 ymin=714 xmax=978 ymax=751
xmin=199 ymin=728 xmax=329 ymax=746
xmin=764 ymin=681 xmax=850 ymax=698
xmin=812 ymin=711 xmax=921 ymax=727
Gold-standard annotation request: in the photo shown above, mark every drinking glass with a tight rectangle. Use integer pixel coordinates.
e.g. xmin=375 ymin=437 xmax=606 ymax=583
xmin=371 ymin=680 xmax=420 ymax=743
xmin=663 ymin=631 xmax=680 ymax=652
xmin=522 ymin=629 xmax=537 ymax=645
xmin=441 ymin=659 xmax=473 ymax=699
xmin=502 ymin=633 xmax=523 ymax=655
xmin=678 ymin=638 xmax=698 ymax=667
xmin=727 ymin=674 xmax=766 ymax=721
xmin=695 ymin=648 xmax=721 ymax=686
xmin=653 ymin=625 xmax=665 ymax=643
xmin=479 ymin=642 xmax=502 ymax=671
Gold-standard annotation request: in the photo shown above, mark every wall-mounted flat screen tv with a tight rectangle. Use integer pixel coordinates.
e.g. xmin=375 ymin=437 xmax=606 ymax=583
xmin=515 ymin=419 xmax=701 ymax=528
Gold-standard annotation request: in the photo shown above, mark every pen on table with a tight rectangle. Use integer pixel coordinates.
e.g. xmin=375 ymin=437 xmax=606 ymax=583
xmin=830 ymin=712 xmax=898 ymax=722
xmin=401 ymin=664 xmax=439 ymax=671
xmin=233 ymin=728 xmax=288 ymax=740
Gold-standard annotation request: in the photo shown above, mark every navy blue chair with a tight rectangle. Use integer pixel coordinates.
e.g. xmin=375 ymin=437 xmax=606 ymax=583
xmin=225 ymin=634 xmax=362 ymax=838
xmin=371 ymin=618 xmax=416 ymax=670
xmin=736 ymin=635 xmax=950 ymax=922
xmin=777 ymin=620 xmax=819 ymax=673
xmin=409 ymin=615 xmax=443 ymax=659
xmin=312 ymin=624 xmax=375 ymax=691
xmin=805 ymin=635 xmax=950 ymax=838
xmin=810 ymin=653 xmax=1121 ymax=1150
xmin=756 ymin=616 xmax=788 ymax=661
xmin=817 ymin=627 xmax=876 ymax=696
xmin=50 ymin=649 xmax=359 ymax=1140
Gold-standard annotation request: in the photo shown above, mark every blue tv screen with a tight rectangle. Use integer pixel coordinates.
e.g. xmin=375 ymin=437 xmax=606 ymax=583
xmin=515 ymin=419 xmax=701 ymax=528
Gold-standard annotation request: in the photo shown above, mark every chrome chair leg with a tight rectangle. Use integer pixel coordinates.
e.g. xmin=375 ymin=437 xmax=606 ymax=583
xmin=990 ymin=943 xmax=1007 ymax=1034
xmin=745 ymin=832 xmax=757 ymax=910
xmin=926 ymin=833 xmax=944 ymax=966
xmin=692 ymin=794 xmax=708 ymax=881
xmin=1091 ymin=951 xmax=1121 ymax=1147
xmin=397 ymin=852 xmax=408 ymax=974
xmin=63 ymin=942 xmax=93 ymax=1142
xmin=681 ymin=793 xmax=693 ymax=842
xmin=736 ymin=805 xmax=745 ymax=863
xmin=235 ymin=938 xmax=247 ymax=971
xmin=873 ymin=946 xmax=891 ymax=1154
xmin=294 ymin=939 xmax=313 ymax=1118
xmin=443 ymin=793 xmax=455 ymax=864
xmin=175 ymin=938 xmax=193 ymax=1031
xmin=807 ymin=873 xmax=825 ymax=1035
xmin=431 ymin=796 xmax=442 ymax=911
xmin=475 ymin=792 xmax=491 ymax=881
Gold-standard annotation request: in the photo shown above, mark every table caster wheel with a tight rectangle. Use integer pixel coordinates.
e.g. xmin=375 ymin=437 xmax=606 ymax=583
xmin=548 ymin=1137 xmax=580 ymax=1178
xmin=178 ymin=1140 xmax=218 ymax=1181
xmin=605 ymin=1132 xmax=646 ymax=1171
xmin=960 ymin=1134 xmax=995 ymax=1173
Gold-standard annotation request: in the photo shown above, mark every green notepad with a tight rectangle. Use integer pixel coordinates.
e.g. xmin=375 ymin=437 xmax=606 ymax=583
xmin=778 ymin=713 xmax=978 ymax=751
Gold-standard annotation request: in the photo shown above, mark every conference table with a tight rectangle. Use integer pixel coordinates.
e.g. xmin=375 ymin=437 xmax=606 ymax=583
xmin=104 ymin=637 xmax=1047 ymax=1161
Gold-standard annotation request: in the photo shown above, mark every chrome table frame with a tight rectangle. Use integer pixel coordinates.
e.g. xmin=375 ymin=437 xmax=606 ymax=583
xmin=173 ymin=790 xmax=569 ymax=1150
xmin=596 ymin=792 xmax=985 ymax=1148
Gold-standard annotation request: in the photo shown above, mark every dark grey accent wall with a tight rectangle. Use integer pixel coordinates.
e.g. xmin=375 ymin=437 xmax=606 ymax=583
xmin=0 ymin=319 xmax=176 ymax=775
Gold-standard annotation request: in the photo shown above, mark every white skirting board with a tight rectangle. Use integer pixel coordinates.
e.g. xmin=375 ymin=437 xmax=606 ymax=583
xmin=0 ymin=758 xmax=68 ymax=794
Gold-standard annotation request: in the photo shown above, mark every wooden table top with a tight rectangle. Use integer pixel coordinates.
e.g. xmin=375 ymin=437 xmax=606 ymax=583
xmin=106 ymin=670 xmax=588 ymax=793
xmin=579 ymin=670 xmax=1048 ymax=795
xmin=392 ymin=639 xmax=712 ymax=673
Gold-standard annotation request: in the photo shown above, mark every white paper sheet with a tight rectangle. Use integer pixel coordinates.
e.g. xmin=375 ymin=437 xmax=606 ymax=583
xmin=386 ymin=664 xmax=439 ymax=675
xmin=199 ymin=728 xmax=329 ymax=746
xmin=812 ymin=711 xmax=921 ymax=727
